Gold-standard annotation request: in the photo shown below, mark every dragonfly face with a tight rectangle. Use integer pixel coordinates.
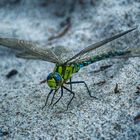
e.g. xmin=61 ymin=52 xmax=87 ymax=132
xmin=47 ymin=72 xmax=63 ymax=89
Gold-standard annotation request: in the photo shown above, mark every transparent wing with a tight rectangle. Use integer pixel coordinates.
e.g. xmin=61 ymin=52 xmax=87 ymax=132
xmin=70 ymin=47 xmax=140 ymax=64
xmin=65 ymin=27 xmax=137 ymax=64
xmin=0 ymin=37 xmax=62 ymax=64
xmin=50 ymin=45 xmax=70 ymax=60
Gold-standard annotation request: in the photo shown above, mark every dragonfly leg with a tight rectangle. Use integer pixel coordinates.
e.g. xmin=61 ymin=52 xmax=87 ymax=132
xmin=40 ymin=79 xmax=47 ymax=84
xmin=52 ymin=87 xmax=63 ymax=107
xmin=48 ymin=89 xmax=58 ymax=107
xmin=42 ymin=89 xmax=53 ymax=109
xmin=66 ymin=81 xmax=97 ymax=99
xmin=63 ymin=86 xmax=75 ymax=110
xmin=70 ymin=77 xmax=72 ymax=91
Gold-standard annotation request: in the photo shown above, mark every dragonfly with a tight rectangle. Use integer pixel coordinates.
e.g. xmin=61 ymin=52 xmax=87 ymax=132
xmin=0 ymin=27 xmax=139 ymax=110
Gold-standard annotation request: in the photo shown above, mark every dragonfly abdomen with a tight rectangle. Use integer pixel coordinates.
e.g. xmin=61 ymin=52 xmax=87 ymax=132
xmin=77 ymin=50 xmax=131 ymax=68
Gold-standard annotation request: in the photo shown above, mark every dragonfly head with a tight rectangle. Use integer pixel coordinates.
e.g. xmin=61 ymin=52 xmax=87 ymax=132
xmin=47 ymin=72 xmax=63 ymax=89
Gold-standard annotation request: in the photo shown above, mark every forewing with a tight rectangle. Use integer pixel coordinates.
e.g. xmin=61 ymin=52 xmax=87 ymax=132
xmin=65 ymin=27 xmax=137 ymax=64
xmin=0 ymin=37 xmax=62 ymax=64
xmin=15 ymin=51 xmax=60 ymax=63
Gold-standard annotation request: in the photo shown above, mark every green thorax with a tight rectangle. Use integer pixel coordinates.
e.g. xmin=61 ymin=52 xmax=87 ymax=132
xmin=53 ymin=64 xmax=80 ymax=80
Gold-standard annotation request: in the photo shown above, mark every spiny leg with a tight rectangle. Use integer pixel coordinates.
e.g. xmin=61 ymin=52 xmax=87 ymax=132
xmin=66 ymin=81 xmax=97 ymax=99
xmin=63 ymin=86 xmax=75 ymax=110
xmin=42 ymin=89 xmax=53 ymax=109
xmin=49 ymin=89 xmax=59 ymax=107
xmin=52 ymin=87 xmax=64 ymax=107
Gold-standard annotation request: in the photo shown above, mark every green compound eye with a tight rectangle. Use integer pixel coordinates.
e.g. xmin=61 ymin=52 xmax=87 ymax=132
xmin=47 ymin=72 xmax=63 ymax=89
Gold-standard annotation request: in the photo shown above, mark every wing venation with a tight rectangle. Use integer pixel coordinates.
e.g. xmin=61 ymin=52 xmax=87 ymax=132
xmin=65 ymin=27 xmax=137 ymax=64
xmin=0 ymin=37 xmax=62 ymax=64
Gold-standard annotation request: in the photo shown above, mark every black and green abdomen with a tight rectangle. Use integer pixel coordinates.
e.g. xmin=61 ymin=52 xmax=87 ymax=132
xmin=76 ymin=50 xmax=131 ymax=68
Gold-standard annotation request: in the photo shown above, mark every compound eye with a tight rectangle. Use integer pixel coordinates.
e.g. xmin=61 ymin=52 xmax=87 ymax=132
xmin=54 ymin=74 xmax=61 ymax=81
xmin=47 ymin=73 xmax=53 ymax=80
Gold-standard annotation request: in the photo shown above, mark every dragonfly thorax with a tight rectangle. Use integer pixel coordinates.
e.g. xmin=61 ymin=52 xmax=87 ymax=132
xmin=47 ymin=72 xmax=63 ymax=89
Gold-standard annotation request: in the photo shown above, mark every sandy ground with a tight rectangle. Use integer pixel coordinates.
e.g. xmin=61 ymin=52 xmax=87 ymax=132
xmin=0 ymin=0 xmax=140 ymax=139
